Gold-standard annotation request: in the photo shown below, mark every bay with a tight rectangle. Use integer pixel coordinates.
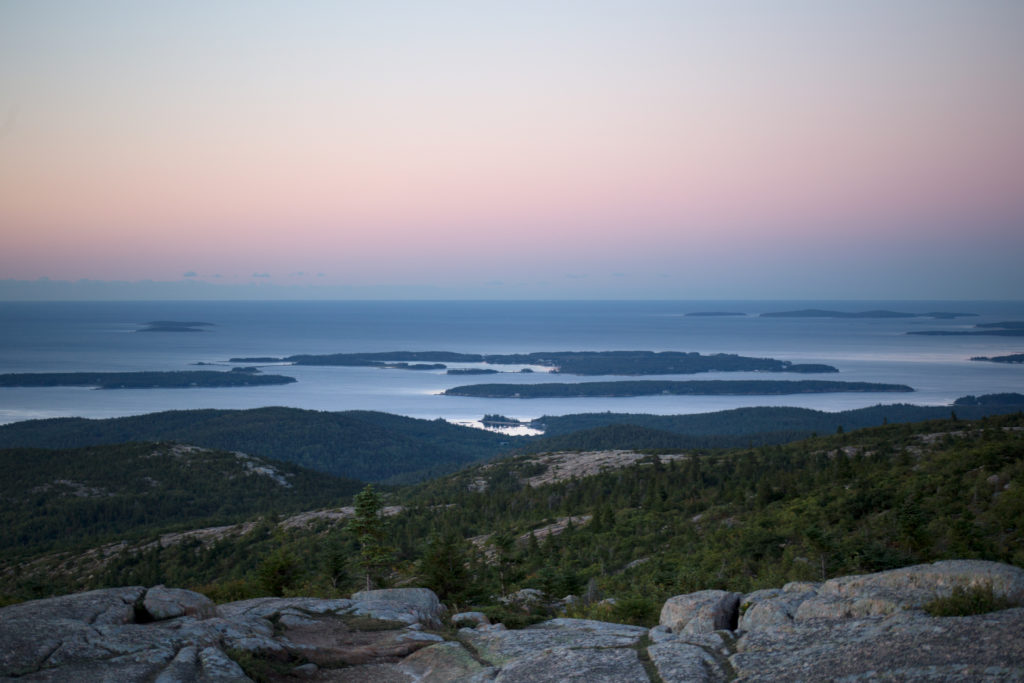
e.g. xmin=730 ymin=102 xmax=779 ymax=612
xmin=1 ymin=300 xmax=1022 ymax=427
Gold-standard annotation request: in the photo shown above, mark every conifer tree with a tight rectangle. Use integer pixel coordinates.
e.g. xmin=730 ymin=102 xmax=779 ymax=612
xmin=348 ymin=484 xmax=394 ymax=591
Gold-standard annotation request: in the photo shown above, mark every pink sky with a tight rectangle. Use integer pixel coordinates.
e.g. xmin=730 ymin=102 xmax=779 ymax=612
xmin=1 ymin=1 xmax=1022 ymax=298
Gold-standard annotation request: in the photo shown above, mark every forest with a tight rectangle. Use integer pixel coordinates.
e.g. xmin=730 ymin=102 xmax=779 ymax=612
xmin=443 ymin=379 xmax=914 ymax=398
xmin=1 ymin=412 xmax=1020 ymax=628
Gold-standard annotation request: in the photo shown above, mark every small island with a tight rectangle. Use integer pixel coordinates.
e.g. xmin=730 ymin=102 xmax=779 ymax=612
xmin=761 ymin=309 xmax=976 ymax=319
xmin=137 ymin=321 xmax=214 ymax=332
xmin=970 ymin=353 xmax=1024 ymax=364
xmin=447 ymin=368 xmax=501 ymax=375
xmin=443 ymin=379 xmax=913 ymax=398
xmin=908 ymin=321 xmax=1024 ymax=337
xmin=0 ymin=371 xmax=297 ymax=389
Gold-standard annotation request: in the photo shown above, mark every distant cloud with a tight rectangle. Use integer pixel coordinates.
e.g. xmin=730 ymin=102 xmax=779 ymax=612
xmin=252 ymin=272 xmax=271 ymax=278
xmin=565 ymin=273 xmax=588 ymax=279
xmin=289 ymin=271 xmax=306 ymax=277
xmin=612 ymin=272 xmax=627 ymax=278
xmin=213 ymin=274 xmax=222 ymax=278
xmin=316 ymin=272 xmax=325 ymax=277
xmin=183 ymin=271 xmax=198 ymax=278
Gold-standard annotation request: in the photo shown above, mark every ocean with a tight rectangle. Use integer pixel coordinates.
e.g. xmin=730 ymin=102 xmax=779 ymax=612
xmin=1 ymin=300 xmax=1022 ymax=428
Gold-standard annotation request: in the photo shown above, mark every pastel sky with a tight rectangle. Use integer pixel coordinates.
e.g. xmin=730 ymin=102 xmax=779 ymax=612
xmin=1 ymin=1 xmax=1022 ymax=299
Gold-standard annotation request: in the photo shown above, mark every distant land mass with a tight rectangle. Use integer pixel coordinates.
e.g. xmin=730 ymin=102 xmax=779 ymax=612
xmin=137 ymin=321 xmax=214 ymax=332
xmin=970 ymin=353 xmax=1024 ymax=364
xmin=684 ymin=311 xmax=746 ymax=317
xmin=0 ymin=408 xmax=509 ymax=484
xmin=447 ymin=368 xmax=500 ymax=375
xmin=760 ymin=309 xmax=976 ymax=319
xmin=443 ymin=379 xmax=913 ymax=398
xmin=908 ymin=321 xmax=1024 ymax=337
xmin=230 ymin=350 xmax=839 ymax=375
xmin=0 ymin=371 xmax=296 ymax=389
xmin=953 ymin=393 xmax=1024 ymax=407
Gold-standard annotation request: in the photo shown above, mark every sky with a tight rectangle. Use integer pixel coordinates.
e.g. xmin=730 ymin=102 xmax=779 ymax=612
xmin=1 ymin=1 xmax=1022 ymax=300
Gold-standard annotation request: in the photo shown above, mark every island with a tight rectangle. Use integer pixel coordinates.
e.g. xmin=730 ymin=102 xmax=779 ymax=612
xmin=0 ymin=371 xmax=297 ymax=389
xmin=970 ymin=353 xmax=1024 ymax=364
xmin=443 ymin=379 xmax=913 ymax=398
xmin=908 ymin=321 xmax=1024 ymax=337
xmin=137 ymin=321 xmax=214 ymax=332
xmin=236 ymin=350 xmax=840 ymax=375
xmin=761 ymin=309 xmax=976 ymax=319
xmin=447 ymin=368 xmax=501 ymax=375
xmin=954 ymin=393 xmax=1024 ymax=407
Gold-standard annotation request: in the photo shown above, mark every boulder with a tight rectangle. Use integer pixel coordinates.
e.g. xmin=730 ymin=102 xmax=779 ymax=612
xmin=660 ymin=590 xmax=741 ymax=634
xmin=142 ymin=585 xmax=216 ymax=621
xmin=349 ymin=587 xmax=445 ymax=628
xmin=451 ymin=610 xmax=491 ymax=627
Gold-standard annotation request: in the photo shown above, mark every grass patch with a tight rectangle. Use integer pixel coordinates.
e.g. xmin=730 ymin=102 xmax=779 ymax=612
xmin=924 ymin=584 xmax=1016 ymax=617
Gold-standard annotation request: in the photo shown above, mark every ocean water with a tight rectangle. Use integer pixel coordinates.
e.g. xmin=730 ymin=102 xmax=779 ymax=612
xmin=0 ymin=300 xmax=1022 ymax=427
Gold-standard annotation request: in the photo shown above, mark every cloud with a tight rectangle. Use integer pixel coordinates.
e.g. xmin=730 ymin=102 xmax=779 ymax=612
xmin=252 ymin=272 xmax=271 ymax=278
xmin=183 ymin=271 xmax=198 ymax=278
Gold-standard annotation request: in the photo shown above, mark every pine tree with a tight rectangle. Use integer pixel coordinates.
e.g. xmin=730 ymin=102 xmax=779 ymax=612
xmin=348 ymin=484 xmax=395 ymax=591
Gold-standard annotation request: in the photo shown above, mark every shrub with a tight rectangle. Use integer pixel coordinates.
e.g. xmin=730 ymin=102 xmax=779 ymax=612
xmin=924 ymin=584 xmax=1015 ymax=617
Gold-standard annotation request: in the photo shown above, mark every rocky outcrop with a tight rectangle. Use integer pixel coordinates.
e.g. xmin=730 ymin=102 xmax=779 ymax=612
xmin=2 ymin=560 xmax=1023 ymax=681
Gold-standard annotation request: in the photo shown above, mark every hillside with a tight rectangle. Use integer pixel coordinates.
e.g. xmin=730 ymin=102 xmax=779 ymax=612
xmin=4 ymin=413 xmax=1021 ymax=624
xmin=0 ymin=443 xmax=364 ymax=562
xmin=0 ymin=407 xmax=511 ymax=484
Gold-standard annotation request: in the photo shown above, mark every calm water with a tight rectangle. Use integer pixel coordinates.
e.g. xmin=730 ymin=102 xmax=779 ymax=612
xmin=1 ymin=300 xmax=1022 ymax=427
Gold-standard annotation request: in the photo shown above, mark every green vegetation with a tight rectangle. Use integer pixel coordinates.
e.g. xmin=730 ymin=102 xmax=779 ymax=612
xmin=0 ymin=371 xmax=296 ymax=389
xmin=349 ymin=485 xmax=396 ymax=590
xmin=0 ymin=407 xmax=510 ymax=484
xmin=954 ymin=393 xmax=1024 ymax=407
xmin=3 ymin=413 xmax=1020 ymax=624
xmin=445 ymin=379 xmax=913 ymax=398
xmin=924 ymin=584 xmax=1017 ymax=617
xmin=232 ymin=349 xmax=839 ymax=375
xmin=0 ymin=443 xmax=362 ymax=560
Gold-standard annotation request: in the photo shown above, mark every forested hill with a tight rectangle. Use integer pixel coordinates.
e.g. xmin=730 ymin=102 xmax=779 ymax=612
xmin=0 ymin=408 xmax=510 ymax=484
xmin=0 ymin=442 xmax=363 ymax=560
xmin=523 ymin=401 xmax=1024 ymax=451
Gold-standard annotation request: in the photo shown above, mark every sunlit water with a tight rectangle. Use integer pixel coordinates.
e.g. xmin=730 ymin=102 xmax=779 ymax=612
xmin=1 ymin=300 xmax=1022 ymax=427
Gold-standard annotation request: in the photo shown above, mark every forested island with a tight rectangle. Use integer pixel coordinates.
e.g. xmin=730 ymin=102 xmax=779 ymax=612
xmin=909 ymin=321 xmax=1024 ymax=336
xmin=443 ymin=379 xmax=913 ymax=398
xmin=231 ymin=350 xmax=839 ymax=375
xmin=137 ymin=321 xmax=214 ymax=332
xmin=761 ymin=309 xmax=976 ymax=319
xmin=0 ymin=371 xmax=297 ymax=389
xmin=971 ymin=353 xmax=1024 ymax=364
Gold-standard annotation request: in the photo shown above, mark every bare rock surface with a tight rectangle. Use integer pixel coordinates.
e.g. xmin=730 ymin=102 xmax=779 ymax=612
xmin=660 ymin=589 xmax=741 ymax=634
xmin=4 ymin=560 xmax=1024 ymax=682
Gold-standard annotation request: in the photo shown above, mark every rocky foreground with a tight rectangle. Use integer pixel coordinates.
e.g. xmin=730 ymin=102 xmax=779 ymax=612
xmin=2 ymin=560 xmax=1023 ymax=682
